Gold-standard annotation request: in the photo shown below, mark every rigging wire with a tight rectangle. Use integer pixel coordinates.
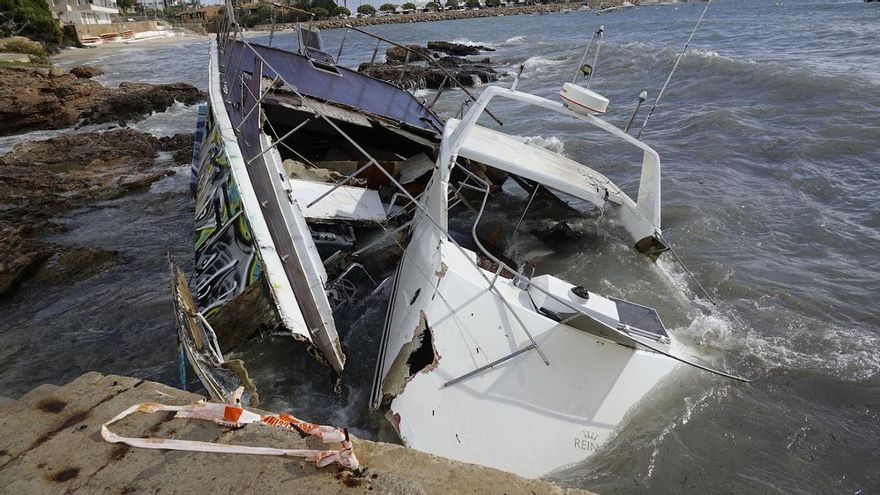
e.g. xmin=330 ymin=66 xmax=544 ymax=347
xmin=637 ymin=0 xmax=713 ymax=139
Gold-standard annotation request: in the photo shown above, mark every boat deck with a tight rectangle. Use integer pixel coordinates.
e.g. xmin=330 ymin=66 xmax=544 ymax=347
xmin=224 ymin=40 xmax=443 ymax=135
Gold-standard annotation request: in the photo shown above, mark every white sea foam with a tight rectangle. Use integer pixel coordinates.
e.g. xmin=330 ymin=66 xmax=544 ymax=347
xmin=516 ymin=134 xmax=565 ymax=154
xmin=450 ymin=38 xmax=496 ymax=49
xmin=686 ymin=48 xmax=757 ymax=65
xmin=502 ymin=35 xmax=526 ymax=46
xmin=522 ymin=55 xmax=556 ymax=70
xmin=412 ymin=88 xmax=433 ymax=98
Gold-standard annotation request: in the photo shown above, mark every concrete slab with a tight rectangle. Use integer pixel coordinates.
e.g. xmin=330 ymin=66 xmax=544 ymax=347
xmin=0 ymin=373 xmax=593 ymax=494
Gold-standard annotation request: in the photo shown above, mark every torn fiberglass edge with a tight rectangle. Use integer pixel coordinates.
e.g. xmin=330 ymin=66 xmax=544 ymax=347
xmin=170 ymin=256 xmax=259 ymax=407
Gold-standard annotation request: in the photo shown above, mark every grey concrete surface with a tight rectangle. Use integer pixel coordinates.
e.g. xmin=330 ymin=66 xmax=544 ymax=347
xmin=0 ymin=372 xmax=594 ymax=494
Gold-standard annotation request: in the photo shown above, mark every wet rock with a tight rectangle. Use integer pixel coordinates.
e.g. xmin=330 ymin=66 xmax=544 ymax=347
xmin=84 ymin=82 xmax=204 ymax=127
xmin=426 ymin=41 xmax=494 ymax=56
xmin=0 ymin=225 xmax=54 ymax=297
xmin=34 ymin=247 xmax=121 ymax=286
xmin=159 ymin=132 xmax=196 ymax=164
xmin=360 ymin=40 xmax=499 ymax=89
xmin=0 ymin=129 xmax=183 ymax=296
xmin=358 ymin=60 xmax=499 ymax=89
xmin=385 ymin=45 xmax=432 ymax=64
xmin=0 ymin=66 xmax=206 ymax=137
xmin=69 ymin=65 xmax=104 ymax=79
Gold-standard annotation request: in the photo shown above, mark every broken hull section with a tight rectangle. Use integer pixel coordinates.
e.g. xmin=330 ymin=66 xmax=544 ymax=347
xmin=372 ymin=84 xmax=685 ymax=478
xmin=374 ymin=214 xmax=678 ymax=478
xmin=190 ymin=42 xmax=331 ymax=379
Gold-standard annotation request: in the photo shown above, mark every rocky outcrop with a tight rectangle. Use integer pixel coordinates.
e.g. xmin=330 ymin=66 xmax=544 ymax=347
xmin=358 ymin=41 xmax=499 ymax=89
xmin=0 ymin=129 xmax=194 ymax=296
xmin=69 ymin=64 xmax=103 ymax=79
xmin=0 ymin=66 xmax=205 ymax=137
xmin=426 ymin=40 xmax=495 ymax=56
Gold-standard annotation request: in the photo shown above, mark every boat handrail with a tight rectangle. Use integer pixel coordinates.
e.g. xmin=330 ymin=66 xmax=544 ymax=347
xmin=447 ymin=85 xmax=662 ymax=235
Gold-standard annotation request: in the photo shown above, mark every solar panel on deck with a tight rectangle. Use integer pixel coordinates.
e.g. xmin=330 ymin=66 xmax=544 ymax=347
xmin=609 ymin=297 xmax=669 ymax=338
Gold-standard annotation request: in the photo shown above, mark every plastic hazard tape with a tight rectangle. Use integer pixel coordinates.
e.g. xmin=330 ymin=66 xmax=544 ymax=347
xmin=101 ymin=400 xmax=359 ymax=470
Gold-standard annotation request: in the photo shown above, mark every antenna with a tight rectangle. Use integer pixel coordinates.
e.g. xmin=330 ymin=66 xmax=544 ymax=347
xmin=572 ymin=26 xmax=604 ymax=85
xmin=510 ymin=65 xmax=525 ymax=91
xmin=637 ymin=0 xmax=712 ymax=140
xmin=624 ymin=90 xmax=647 ymax=133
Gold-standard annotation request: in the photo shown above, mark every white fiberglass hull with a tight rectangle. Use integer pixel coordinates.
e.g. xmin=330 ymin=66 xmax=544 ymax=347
xmin=375 ymin=218 xmax=677 ymax=478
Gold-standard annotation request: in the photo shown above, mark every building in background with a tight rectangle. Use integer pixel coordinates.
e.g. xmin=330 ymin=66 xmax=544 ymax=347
xmin=48 ymin=0 xmax=120 ymax=25
xmin=175 ymin=4 xmax=224 ymax=23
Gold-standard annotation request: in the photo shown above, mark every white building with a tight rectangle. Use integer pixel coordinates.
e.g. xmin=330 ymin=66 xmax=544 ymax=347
xmin=48 ymin=0 xmax=119 ymax=25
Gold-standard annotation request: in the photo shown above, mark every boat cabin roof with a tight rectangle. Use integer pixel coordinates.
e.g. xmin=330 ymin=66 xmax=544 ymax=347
xmin=225 ymin=40 xmax=444 ymax=137
xmin=446 ymin=118 xmax=624 ymax=209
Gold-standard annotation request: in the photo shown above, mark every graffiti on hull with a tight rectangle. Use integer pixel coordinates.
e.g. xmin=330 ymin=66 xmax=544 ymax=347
xmin=193 ymin=106 xmax=263 ymax=318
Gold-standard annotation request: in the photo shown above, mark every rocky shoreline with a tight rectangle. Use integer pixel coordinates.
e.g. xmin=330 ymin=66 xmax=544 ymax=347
xmin=260 ymin=2 xmax=583 ymax=31
xmin=0 ymin=65 xmax=204 ymax=296
xmin=0 ymin=65 xmax=204 ymax=136
xmin=358 ymin=41 xmax=500 ymax=89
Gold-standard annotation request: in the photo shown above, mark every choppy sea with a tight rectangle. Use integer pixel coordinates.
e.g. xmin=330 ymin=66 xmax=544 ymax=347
xmin=2 ymin=0 xmax=878 ymax=492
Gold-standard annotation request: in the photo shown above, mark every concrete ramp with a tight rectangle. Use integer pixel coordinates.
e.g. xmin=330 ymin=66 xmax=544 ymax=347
xmin=0 ymin=372 xmax=594 ymax=494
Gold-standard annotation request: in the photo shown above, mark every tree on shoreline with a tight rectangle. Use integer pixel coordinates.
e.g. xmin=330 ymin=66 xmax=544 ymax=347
xmin=379 ymin=3 xmax=397 ymax=12
xmin=0 ymin=0 xmax=62 ymax=49
xmin=445 ymin=0 xmax=459 ymax=8
xmin=356 ymin=3 xmax=375 ymax=15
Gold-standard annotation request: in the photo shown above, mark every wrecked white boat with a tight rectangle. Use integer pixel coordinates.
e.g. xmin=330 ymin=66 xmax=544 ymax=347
xmin=370 ymin=82 xmax=747 ymax=477
xmin=180 ymin=0 xmax=505 ymax=405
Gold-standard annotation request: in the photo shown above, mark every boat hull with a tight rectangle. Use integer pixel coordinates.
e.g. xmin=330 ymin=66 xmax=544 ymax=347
xmin=374 ymin=209 xmax=677 ymax=478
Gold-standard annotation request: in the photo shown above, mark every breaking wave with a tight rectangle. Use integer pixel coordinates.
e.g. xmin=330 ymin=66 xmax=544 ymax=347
xmin=502 ymin=35 xmax=526 ymax=46
xmin=449 ymin=37 xmax=496 ymax=49
xmin=517 ymin=135 xmax=565 ymax=154
xmin=522 ymin=55 xmax=556 ymax=70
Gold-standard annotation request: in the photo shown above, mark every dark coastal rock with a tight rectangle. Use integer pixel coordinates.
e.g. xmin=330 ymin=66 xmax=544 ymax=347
xmin=0 ymin=66 xmax=206 ymax=136
xmin=360 ymin=41 xmax=499 ymax=90
xmin=0 ymin=226 xmax=54 ymax=297
xmin=69 ymin=65 xmax=104 ymax=79
xmin=360 ymin=61 xmax=499 ymax=89
xmin=427 ymin=41 xmax=495 ymax=56
xmin=34 ymin=247 xmax=121 ymax=286
xmin=385 ymin=45 xmax=432 ymax=64
xmin=159 ymin=132 xmax=196 ymax=164
xmin=0 ymin=129 xmax=192 ymax=296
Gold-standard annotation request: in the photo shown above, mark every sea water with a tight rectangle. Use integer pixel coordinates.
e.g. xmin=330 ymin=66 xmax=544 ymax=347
xmin=2 ymin=0 xmax=879 ymax=492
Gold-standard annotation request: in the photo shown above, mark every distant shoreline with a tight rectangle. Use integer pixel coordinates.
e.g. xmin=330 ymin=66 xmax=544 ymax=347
xmin=255 ymin=2 xmax=585 ymax=31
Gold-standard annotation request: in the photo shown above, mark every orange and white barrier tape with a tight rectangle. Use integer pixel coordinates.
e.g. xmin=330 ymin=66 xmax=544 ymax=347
xmin=101 ymin=400 xmax=359 ymax=470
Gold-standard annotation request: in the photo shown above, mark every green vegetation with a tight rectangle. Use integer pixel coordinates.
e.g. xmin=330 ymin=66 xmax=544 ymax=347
xmin=0 ymin=0 xmax=62 ymax=49
xmin=357 ymin=4 xmax=376 ymax=15
xmin=445 ymin=0 xmax=459 ymax=8
xmin=465 ymin=0 xmax=481 ymax=8
xmin=379 ymin=3 xmax=397 ymax=12
xmin=425 ymin=1 xmax=441 ymax=10
xmin=0 ymin=37 xmax=47 ymax=63
xmin=116 ymin=0 xmax=136 ymax=13
xmin=485 ymin=0 xmax=501 ymax=6
xmin=241 ymin=4 xmax=272 ymax=27
xmin=401 ymin=2 xmax=416 ymax=10
xmin=308 ymin=6 xmax=328 ymax=18
xmin=333 ymin=6 xmax=350 ymax=16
